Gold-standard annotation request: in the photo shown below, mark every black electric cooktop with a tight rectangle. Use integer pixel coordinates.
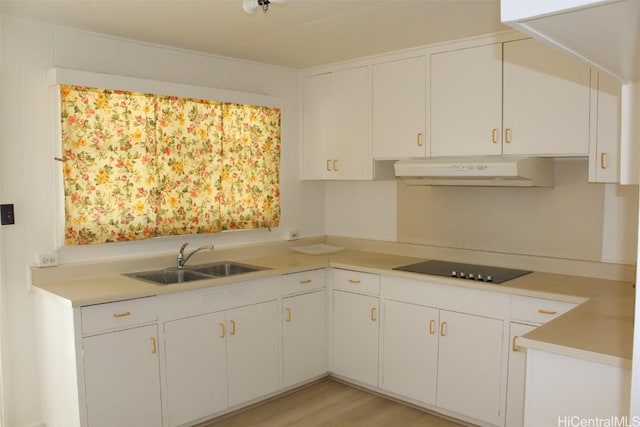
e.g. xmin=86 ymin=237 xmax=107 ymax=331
xmin=393 ymin=260 xmax=531 ymax=284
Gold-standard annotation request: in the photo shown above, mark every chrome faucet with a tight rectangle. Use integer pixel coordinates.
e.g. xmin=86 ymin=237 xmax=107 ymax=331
xmin=177 ymin=243 xmax=215 ymax=270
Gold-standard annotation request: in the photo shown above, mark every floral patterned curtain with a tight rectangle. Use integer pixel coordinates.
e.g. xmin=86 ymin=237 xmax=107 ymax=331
xmin=60 ymin=84 xmax=280 ymax=245
xmin=154 ymin=96 xmax=223 ymax=237
xmin=60 ymin=86 xmax=158 ymax=244
xmin=220 ymin=103 xmax=281 ymax=231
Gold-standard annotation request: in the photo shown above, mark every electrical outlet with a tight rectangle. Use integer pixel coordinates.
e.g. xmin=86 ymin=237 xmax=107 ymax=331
xmin=37 ymin=252 xmax=59 ymax=267
xmin=286 ymin=231 xmax=300 ymax=240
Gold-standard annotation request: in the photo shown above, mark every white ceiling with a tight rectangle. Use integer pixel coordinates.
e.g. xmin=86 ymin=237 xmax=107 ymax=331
xmin=0 ymin=0 xmax=509 ymax=69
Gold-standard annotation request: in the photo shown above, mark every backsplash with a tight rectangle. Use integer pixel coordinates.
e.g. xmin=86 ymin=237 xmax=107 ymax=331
xmin=398 ymin=158 xmax=638 ymax=264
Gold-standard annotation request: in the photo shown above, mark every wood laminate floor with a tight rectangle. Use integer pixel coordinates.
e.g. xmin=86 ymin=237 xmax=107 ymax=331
xmin=198 ymin=379 xmax=465 ymax=427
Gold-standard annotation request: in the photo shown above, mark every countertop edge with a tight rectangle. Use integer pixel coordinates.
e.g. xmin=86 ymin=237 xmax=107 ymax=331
xmin=517 ymin=336 xmax=632 ymax=369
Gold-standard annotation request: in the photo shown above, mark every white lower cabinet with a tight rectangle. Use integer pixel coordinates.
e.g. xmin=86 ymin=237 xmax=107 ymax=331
xmin=163 ymin=300 xmax=279 ymax=426
xmin=524 ymin=350 xmax=631 ymax=426
xmin=382 ymin=299 xmax=504 ymax=425
xmin=283 ymin=289 xmax=327 ymax=387
xmin=436 ymin=310 xmax=504 ymax=425
xmin=163 ymin=312 xmax=228 ymax=427
xmin=226 ymin=301 xmax=280 ymax=406
xmin=83 ymin=324 xmax=163 ymax=427
xmin=36 ymin=266 xmax=591 ymax=427
xmin=505 ymin=322 xmax=537 ymax=427
xmin=382 ymin=300 xmax=438 ymax=405
xmin=332 ymin=289 xmax=380 ymax=387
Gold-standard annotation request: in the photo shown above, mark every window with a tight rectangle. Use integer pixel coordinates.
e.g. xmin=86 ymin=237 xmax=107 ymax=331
xmin=60 ymin=85 xmax=280 ymax=245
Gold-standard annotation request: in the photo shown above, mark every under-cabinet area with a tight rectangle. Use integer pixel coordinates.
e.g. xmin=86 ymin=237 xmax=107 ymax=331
xmin=33 ymin=255 xmax=633 ymax=427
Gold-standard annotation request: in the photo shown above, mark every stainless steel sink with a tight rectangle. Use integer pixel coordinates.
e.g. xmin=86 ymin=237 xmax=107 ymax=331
xmin=125 ymin=268 xmax=210 ymax=285
xmin=125 ymin=261 xmax=266 ymax=285
xmin=190 ymin=261 xmax=260 ymax=277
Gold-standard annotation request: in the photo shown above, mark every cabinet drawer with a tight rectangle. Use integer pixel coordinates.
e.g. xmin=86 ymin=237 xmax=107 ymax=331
xmin=281 ymin=269 xmax=326 ymax=295
xmin=510 ymin=295 xmax=577 ymax=324
xmin=82 ymin=297 xmax=157 ymax=335
xmin=331 ymin=269 xmax=380 ymax=295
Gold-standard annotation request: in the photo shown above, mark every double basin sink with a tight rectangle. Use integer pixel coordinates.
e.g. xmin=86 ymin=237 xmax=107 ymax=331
xmin=125 ymin=261 xmax=266 ymax=285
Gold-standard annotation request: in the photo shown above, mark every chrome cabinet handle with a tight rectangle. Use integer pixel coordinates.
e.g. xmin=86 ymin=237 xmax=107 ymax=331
xmin=417 ymin=133 xmax=423 ymax=147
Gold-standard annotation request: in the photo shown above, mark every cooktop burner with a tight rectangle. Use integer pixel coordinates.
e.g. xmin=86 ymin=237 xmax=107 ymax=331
xmin=393 ymin=260 xmax=531 ymax=284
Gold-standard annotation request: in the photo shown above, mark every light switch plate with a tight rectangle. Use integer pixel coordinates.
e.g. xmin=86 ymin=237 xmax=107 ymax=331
xmin=0 ymin=204 xmax=15 ymax=225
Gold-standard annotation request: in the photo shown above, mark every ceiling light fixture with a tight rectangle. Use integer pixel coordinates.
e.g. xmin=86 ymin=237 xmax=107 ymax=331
xmin=242 ymin=0 xmax=289 ymax=14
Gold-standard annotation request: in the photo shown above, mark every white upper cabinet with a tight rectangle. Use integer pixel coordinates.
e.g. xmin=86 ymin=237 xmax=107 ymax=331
xmin=589 ymin=71 xmax=621 ymax=183
xmin=502 ymin=38 xmax=591 ymax=156
xmin=302 ymin=72 xmax=333 ymax=179
xmin=431 ymin=43 xmax=504 ymax=157
xmin=431 ymin=38 xmax=591 ymax=158
xmin=373 ymin=56 xmax=427 ymax=159
xmin=302 ymin=66 xmax=373 ymax=180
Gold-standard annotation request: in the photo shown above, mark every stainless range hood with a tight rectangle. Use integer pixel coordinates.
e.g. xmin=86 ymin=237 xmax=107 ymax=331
xmin=394 ymin=157 xmax=554 ymax=187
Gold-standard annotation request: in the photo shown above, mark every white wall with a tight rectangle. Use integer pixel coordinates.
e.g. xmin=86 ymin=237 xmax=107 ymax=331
xmin=325 ymin=180 xmax=397 ymax=241
xmin=0 ymin=17 xmax=323 ymax=426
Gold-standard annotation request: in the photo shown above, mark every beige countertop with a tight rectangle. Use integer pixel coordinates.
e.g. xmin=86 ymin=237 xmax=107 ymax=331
xmin=32 ymin=247 xmax=635 ymax=369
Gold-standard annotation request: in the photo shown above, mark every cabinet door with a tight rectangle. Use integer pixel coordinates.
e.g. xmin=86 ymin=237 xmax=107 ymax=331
xmin=302 ymin=73 xmax=333 ymax=179
xmin=332 ymin=66 xmax=372 ymax=180
xmin=431 ymin=44 xmax=503 ymax=157
xmin=164 ymin=312 xmax=228 ymax=427
xmin=332 ymin=290 xmax=379 ymax=386
xmin=506 ymin=322 xmax=537 ymax=427
xmin=83 ymin=325 xmax=162 ymax=427
xmin=590 ymin=72 xmax=621 ymax=183
xmin=503 ymin=38 xmax=591 ymax=156
xmin=437 ymin=310 xmax=504 ymax=425
xmin=227 ymin=300 xmax=280 ymax=406
xmin=373 ymin=56 xmax=427 ymax=159
xmin=302 ymin=67 xmax=372 ymax=180
xmin=382 ymin=300 xmax=439 ymax=405
xmin=283 ymin=290 xmax=327 ymax=387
